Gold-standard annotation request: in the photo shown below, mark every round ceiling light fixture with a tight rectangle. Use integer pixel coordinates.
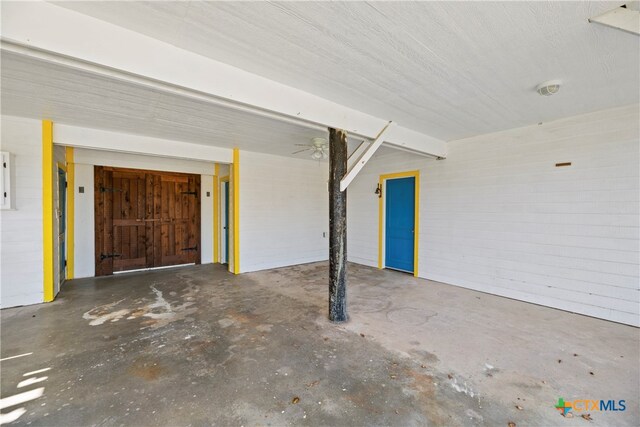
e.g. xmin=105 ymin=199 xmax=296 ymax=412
xmin=310 ymin=137 xmax=328 ymax=160
xmin=311 ymin=137 xmax=327 ymax=147
xmin=536 ymin=80 xmax=562 ymax=96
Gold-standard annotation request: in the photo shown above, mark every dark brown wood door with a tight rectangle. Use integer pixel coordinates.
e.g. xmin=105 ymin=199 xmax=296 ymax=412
xmin=153 ymin=174 xmax=201 ymax=268
xmin=95 ymin=167 xmax=200 ymax=276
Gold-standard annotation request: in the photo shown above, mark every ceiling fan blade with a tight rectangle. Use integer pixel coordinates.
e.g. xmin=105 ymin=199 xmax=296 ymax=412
xmin=294 ymin=144 xmax=312 ymax=147
xmin=291 ymin=148 xmax=312 ymax=154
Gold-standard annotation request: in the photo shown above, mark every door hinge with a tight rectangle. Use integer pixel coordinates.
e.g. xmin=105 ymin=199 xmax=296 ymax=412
xmin=181 ymin=245 xmax=198 ymax=252
xmin=100 ymin=186 xmax=122 ymax=193
xmin=65 ymin=181 xmax=68 ymax=188
xmin=64 ymin=259 xmax=67 ymax=267
xmin=100 ymin=253 xmax=122 ymax=260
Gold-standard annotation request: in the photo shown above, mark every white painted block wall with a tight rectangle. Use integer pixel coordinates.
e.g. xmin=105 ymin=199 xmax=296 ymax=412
xmin=0 ymin=116 xmax=43 ymax=307
xmin=239 ymin=150 xmax=329 ymax=272
xmin=74 ymin=163 xmax=95 ymax=279
xmin=348 ymin=105 xmax=640 ymax=326
xmin=200 ymin=175 xmax=214 ymax=264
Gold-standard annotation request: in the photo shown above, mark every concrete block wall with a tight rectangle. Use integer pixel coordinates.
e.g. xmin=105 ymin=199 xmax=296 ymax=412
xmin=0 ymin=116 xmax=44 ymax=307
xmin=348 ymin=104 xmax=639 ymax=326
xmin=239 ymin=150 xmax=329 ymax=272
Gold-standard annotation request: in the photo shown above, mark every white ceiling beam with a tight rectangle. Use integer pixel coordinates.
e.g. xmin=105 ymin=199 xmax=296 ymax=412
xmin=55 ymin=124 xmax=233 ymax=164
xmin=340 ymin=122 xmax=393 ymax=192
xmin=589 ymin=4 xmax=640 ymax=36
xmin=0 ymin=1 xmax=447 ymax=158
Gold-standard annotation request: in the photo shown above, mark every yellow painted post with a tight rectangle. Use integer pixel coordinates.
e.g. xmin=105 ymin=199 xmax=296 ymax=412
xmin=213 ymin=163 xmax=219 ymax=263
xmin=232 ymin=149 xmax=240 ymax=274
xmin=65 ymin=147 xmax=75 ymax=280
xmin=42 ymin=120 xmax=54 ymax=302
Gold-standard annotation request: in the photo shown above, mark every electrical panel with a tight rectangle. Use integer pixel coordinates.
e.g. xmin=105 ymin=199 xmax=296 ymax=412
xmin=0 ymin=151 xmax=15 ymax=210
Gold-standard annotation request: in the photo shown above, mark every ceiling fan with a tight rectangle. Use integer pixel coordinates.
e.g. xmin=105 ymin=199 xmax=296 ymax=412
xmin=292 ymin=137 xmax=328 ymax=160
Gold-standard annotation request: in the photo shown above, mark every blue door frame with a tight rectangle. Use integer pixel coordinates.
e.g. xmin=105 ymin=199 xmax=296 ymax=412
xmin=385 ymin=176 xmax=415 ymax=273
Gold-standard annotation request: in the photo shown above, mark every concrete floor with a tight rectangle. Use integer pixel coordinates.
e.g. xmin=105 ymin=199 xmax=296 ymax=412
xmin=1 ymin=263 xmax=638 ymax=426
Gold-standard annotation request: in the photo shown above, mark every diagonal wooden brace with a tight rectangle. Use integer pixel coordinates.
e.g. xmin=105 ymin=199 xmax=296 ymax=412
xmin=340 ymin=121 xmax=393 ymax=192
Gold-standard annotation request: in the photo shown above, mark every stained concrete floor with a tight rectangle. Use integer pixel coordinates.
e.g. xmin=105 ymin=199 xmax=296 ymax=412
xmin=1 ymin=262 xmax=638 ymax=426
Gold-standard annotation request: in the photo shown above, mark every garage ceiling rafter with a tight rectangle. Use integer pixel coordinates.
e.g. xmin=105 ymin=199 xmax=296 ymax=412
xmin=0 ymin=1 xmax=447 ymax=159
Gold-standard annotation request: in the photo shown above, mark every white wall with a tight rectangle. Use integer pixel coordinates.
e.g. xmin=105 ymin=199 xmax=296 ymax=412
xmin=74 ymin=163 xmax=95 ymax=278
xmin=201 ymin=175 xmax=214 ymax=264
xmin=72 ymin=148 xmax=219 ymax=278
xmin=348 ymin=105 xmax=640 ymax=326
xmin=0 ymin=116 xmax=43 ymax=307
xmin=239 ymin=150 xmax=329 ymax=272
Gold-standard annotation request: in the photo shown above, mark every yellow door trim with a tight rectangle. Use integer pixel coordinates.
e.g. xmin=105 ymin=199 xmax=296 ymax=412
xmin=232 ymin=149 xmax=240 ymax=274
xmin=213 ymin=163 xmax=219 ymax=263
xmin=42 ymin=120 xmax=55 ymax=302
xmin=378 ymin=170 xmax=420 ymax=277
xmin=65 ymin=147 xmax=75 ymax=280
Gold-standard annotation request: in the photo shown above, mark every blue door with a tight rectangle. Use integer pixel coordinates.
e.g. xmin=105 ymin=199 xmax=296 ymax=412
xmin=385 ymin=177 xmax=415 ymax=273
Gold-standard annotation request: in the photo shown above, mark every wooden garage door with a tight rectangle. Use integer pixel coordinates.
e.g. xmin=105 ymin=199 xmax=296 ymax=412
xmin=95 ymin=166 xmax=201 ymax=276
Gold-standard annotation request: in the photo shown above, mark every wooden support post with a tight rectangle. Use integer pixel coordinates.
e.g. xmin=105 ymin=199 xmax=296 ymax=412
xmin=329 ymin=128 xmax=348 ymax=322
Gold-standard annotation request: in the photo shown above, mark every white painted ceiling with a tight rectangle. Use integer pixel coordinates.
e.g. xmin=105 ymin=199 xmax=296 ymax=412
xmin=1 ymin=51 xmax=382 ymax=159
xmin=51 ymin=1 xmax=639 ymax=141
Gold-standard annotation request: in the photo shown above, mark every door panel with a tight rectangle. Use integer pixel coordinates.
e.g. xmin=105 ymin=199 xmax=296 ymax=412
xmin=154 ymin=174 xmax=200 ymax=267
xmin=385 ymin=177 xmax=415 ymax=273
xmin=95 ymin=167 xmax=201 ymax=276
xmin=95 ymin=167 xmax=114 ymax=276
xmin=111 ymin=170 xmax=147 ymax=272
